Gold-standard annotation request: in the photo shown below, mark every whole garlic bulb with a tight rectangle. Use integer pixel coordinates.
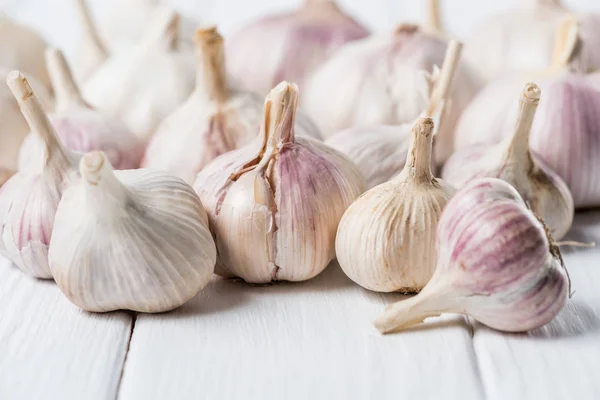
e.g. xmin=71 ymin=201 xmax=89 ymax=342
xmin=194 ymin=82 xmax=365 ymax=283
xmin=83 ymin=9 xmax=195 ymax=141
xmin=49 ymin=151 xmax=216 ymax=313
xmin=374 ymin=178 xmax=569 ymax=334
xmin=226 ymin=0 xmax=369 ymax=96
xmin=442 ymin=83 xmax=574 ymax=239
xmin=143 ymin=28 xmax=322 ymax=184
xmin=0 ymin=16 xmax=51 ymax=90
xmin=303 ymin=24 xmax=477 ymax=141
xmin=20 ymin=49 xmax=144 ymax=171
xmin=335 ymin=118 xmax=456 ymax=293
xmin=0 ymin=68 xmax=53 ymax=172
xmin=0 ymin=72 xmax=79 ymax=279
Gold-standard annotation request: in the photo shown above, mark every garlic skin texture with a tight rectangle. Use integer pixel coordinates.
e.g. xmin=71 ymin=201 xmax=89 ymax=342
xmin=336 ymin=118 xmax=455 ymax=293
xmin=227 ymin=0 xmax=368 ymax=97
xmin=0 ymin=16 xmax=51 ymax=90
xmin=0 ymin=72 xmax=79 ymax=279
xmin=49 ymin=151 xmax=215 ymax=313
xmin=143 ymin=28 xmax=322 ymax=184
xmin=19 ymin=49 xmax=144 ymax=171
xmin=374 ymin=178 xmax=569 ymax=334
xmin=83 ymin=10 xmax=195 ymax=140
xmin=303 ymin=25 xmax=477 ymax=146
xmin=443 ymin=83 xmax=574 ymax=239
xmin=194 ymin=82 xmax=365 ymax=283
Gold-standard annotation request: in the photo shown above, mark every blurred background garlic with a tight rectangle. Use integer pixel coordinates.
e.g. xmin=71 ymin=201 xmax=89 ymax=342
xmin=194 ymin=82 xmax=365 ymax=284
xmin=83 ymin=8 xmax=195 ymax=141
xmin=463 ymin=0 xmax=600 ymax=84
xmin=143 ymin=27 xmax=322 ymax=184
xmin=49 ymin=151 xmax=216 ymax=313
xmin=336 ymin=118 xmax=455 ymax=293
xmin=20 ymin=49 xmax=145 ymax=171
xmin=71 ymin=0 xmax=109 ymax=83
xmin=226 ymin=0 xmax=369 ymax=97
xmin=303 ymin=24 xmax=477 ymax=143
xmin=0 ymin=72 xmax=79 ymax=279
xmin=442 ymin=83 xmax=574 ymax=239
xmin=375 ymin=178 xmax=569 ymax=334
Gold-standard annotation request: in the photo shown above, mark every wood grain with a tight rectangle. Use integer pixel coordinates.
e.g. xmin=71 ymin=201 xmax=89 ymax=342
xmin=0 ymin=258 xmax=133 ymax=400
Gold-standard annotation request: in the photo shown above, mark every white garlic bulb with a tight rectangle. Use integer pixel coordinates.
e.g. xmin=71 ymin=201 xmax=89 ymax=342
xmin=194 ymin=82 xmax=365 ymax=283
xmin=143 ymin=28 xmax=322 ymax=184
xmin=83 ymin=9 xmax=195 ymax=141
xmin=442 ymin=83 xmax=574 ymax=239
xmin=0 ymin=72 xmax=79 ymax=279
xmin=463 ymin=1 xmax=600 ymax=84
xmin=303 ymin=25 xmax=477 ymax=143
xmin=71 ymin=0 xmax=109 ymax=83
xmin=0 ymin=68 xmax=53 ymax=172
xmin=49 ymin=151 xmax=216 ymax=312
xmin=374 ymin=178 xmax=569 ymax=334
xmin=19 ymin=49 xmax=145 ymax=171
xmin=0 ymin=16 xmax=51 ymax=90
xmin=336 ymin=118 xmax=456 ymax=293
xmin=226 ymin=0 xmax=369 ymax=96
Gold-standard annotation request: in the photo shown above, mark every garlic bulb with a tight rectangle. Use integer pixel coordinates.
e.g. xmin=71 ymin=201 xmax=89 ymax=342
xmin=143 ymin=28 xmax=322 ymax=184
xmin=83 ymin=9 xmax=195 ymax=140
xmin=226 ymin=0 xmax=369 ymax=96
xmin=0 ymin=16 xmax=51 ymax=90
xmin=194 ymin=82 xmax=365 ymax=283
xmin=336 ymin=118 xmax=456 ymax=293
xmin=374 ymin=178 xmax=569 ymax=334
xmin=49 ymin=151 xmax=216 ymax=312
xmin=72 ymin=0 xmax=109 ymax=83
xmin=304 ymin=24 xmax=477 ymax=141
xmin=442 ymin=83 xmax=573 ymax=239
xmin=0 ymin=72 xmax=79 ymax=279
xmin=19 ymin=49 xmax=144 ymax=171
xmin=464 ymin=1 xmax=600 ymax=84
xmin=0 ymin=68 xmax=53 ymax=172
xmin=455 ymin=19 xmax=600 ymax=208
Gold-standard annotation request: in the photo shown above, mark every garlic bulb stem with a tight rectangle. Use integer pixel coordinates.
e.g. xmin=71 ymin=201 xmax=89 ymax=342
xmin=6 ymin=71 xmax=70 ymax=170
xmin=550 ymin=16 xmax=579 ymax=70
xmin=424 ymin=0 xmax=443 ymax=35
xmin=45 ymin=48 xmax=86 ymax=111
xmin=195 ymin=27 xmax=229 ymax=103
xmin=529 ymin=0 xmax=563 ymax=7
xmin=265 ymin=81 xmax=298 ymax=148
xmin=426 ymin=40 xmax=462 ymax=117
xmin=80 ymin=151 xmax=130 ymax=208
xmin=73 ymin=0 xmax=108 ymax=64
xmin=139 ymin=7 xmax=180 ymax=51
xmin=398 ymin=118 xmax=434 ymax=183
xmin=502 ymin=83 xmax=540 ymax=166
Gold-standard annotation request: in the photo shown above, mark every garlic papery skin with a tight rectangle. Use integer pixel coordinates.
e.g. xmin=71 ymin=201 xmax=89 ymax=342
xmin=374 ymin=178 xmax=569 ymax=334
xmin=49 ymin=151 xmax=216 ymax=313
xmin=0 ymin=16 xmax=51 ymax=91
xmin=19 ymin=49 xmax=144 ymax=171
xmin=72 ymin=0 xmax=109 ymax=83
xmin=226 ymin=0 xmax=369 ymax=97
xmin=335 ymin=118 xmax=456 ymax=293
xmin=442 ymin=83 xmax=574 ymax=239
xmin=0 ymin=71 xmax=79 ymax=279
xmin=303 ymin=25 xmax=477 ymax=139
xmin=194 ymin=81 xmax=365 ymax=283
xmin=83 ymin=9 xmax=195 ymax=141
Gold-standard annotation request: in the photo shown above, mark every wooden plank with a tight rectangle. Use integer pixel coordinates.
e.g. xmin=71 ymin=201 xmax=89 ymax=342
xmin=0 ymin=258 xmax=133 ymax=400
xmin=473 ymin=211 xmax=600 ymax=400
xmin=119 ymin=262 xmax=484 ymax=400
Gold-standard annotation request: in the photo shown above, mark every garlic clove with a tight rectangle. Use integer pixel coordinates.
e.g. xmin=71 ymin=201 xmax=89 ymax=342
xmin=0 ymin=71 xmax=80 ymax=279
xmin=194 ymin=81 xmax=365 ymax=283
xmin=335 ymin=118 xmax=456 ymax=293
xmin=19 ymin=48 xmax=145 ymax=172
xmin=442 ymin=82 xmax=574 ymax=239
xmin=374 ymin=178 xmax=569 ymax=334
xmin=226 ymin=0 xmax=369 ymax=97
xmin=49 ymin=151 xmax=216 ymax=313
xmin=71 ymin=0 xmax=109 ymax=83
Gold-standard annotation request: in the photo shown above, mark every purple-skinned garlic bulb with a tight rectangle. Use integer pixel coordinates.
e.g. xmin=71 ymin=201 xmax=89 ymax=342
xmin=226 ymin=0 xmax=369 ymax=96
xmin=335 ymin=118 xmax=456 ymax=293
xmin=193 ymin=81 xmax=365 ymax=283
xmin=442 ymin=83 xmax=574 ymax=239
xmin=0 ymin=72 xmax=79 ymax=279
xmin=19 ymin=49 xmax=144 ymax=171
xmin=143 ymin=27 xmax=322 ymax=184
xmin=374 ymin=178 xmax=569 ymax=334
